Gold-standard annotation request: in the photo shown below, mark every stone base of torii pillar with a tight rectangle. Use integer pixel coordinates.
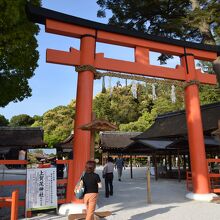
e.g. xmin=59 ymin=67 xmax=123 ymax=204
xmin=58 ymin=203 xmax=87 ymax=216
xmin=186 ymin=192 xmax=218 ymax=202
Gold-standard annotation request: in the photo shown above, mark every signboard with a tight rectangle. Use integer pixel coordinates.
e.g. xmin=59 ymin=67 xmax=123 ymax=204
xmin=26 ymin=149 xmax=57 ymax=211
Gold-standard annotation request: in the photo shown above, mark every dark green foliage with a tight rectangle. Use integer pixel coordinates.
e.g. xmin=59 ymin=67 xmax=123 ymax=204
xmin=0 ymin=0 xmax=41 ymax=107
xmin=97 ymin=0 xmax=220 ymax=65
xmin=10 ymin=114 xmax=35 ymax=126
xmin=0 ymin=114 xmax=9 ymax=126
xmin=97 ymin=0 xmax=220 ymax=43
xmin=97 ymin=0 xmax=196 ymax=40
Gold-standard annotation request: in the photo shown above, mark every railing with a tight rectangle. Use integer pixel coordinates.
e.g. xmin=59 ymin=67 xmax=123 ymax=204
xmin=0 ymin=190 xmax=19 ymax=220
xmin=0 ymin=159 xmax=71 ymax=217
xmin=186 ymin=171 xmax=193 ymax=191
xmin=207 ymin=159 xmax=220 ymax=193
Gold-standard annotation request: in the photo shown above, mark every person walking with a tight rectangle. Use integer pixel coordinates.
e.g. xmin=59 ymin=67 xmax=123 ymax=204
xmin=102 ymin=157 xmax=114 ymax=198
xmin=115 ymin=155 xmax=125 ymax=181
xmin=83 ymin=160 xmax=102 ymax=220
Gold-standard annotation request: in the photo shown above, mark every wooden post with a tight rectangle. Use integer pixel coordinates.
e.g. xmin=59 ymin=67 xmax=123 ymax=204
xmin=183 ymin=154 xmax=187 ymax=171
xmin=146 ymin=156 xmax=152 ymax=204
xmin=188 ymin=153 xmax=191 ymax=171
xmin=168 ymin=152 xmax=172 ymax=171
xmin=153 ymin=153 xmax=158 ymax=181
xmin=66 ymin=160 xmax=74 ymax=202
xmin=90 ymin=130 xmax=95 ymax=160
xmin=90 ymin=112 xmax=96 ymax=160
xmin=130 ymin=154 xmax=133 ymax=179
xmin=177 ymin=150 xmax=181 ymax=182
xmin=101 ymin=153 xmax=104 ymax=166
xmin=26 ymin=211 xmax=32 ymax=218
xmin=11 ymin=190 xmax=19 ymax=220
xmin=164 ymin=154 xmax=167 ymax=171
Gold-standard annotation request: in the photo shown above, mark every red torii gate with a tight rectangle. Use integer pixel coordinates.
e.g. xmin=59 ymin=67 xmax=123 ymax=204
xmin=27 ymin=4 xmax=220 ymax=204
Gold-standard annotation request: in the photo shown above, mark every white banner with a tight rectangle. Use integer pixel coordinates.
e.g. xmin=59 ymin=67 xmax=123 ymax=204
xmin=26 ymin=168 xmax=57 ymax=211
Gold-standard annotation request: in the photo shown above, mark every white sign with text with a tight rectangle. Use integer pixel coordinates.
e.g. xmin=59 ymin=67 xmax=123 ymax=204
xmin=26 ymin=168 xmax=57 ymax=211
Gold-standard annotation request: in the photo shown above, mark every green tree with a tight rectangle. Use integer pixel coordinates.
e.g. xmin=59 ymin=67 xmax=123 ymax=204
xmin=0 ymin=114 xmax=9 ymax=126
xmin=93 ymin=81 xmax=185 ymax=131
xmin=93 ymin=84 xmax=152 ymax=125
xmin=97 ymin=0 xmax=220 ymax=64
xmin=93 ymin=91 xmax=113 ymax=122
xmin=97 ymin=0 xmax=220 ymax=44
xmin=10 ymin=114 xmax=34 ymax=126
xmin=31 ymin=115 xmax=43 ymax=127
xmin=37 ymin=100 xmax=76 ymax=146
xmin=0 ymin=0 xmax=41 ymax=107
xmin=119 ymin=83 xmax=185 ymax=131
xmin=120 ymin=111 xmax=156 ymax=132
xmin=199 ymin=85 xmax=220 ymax=105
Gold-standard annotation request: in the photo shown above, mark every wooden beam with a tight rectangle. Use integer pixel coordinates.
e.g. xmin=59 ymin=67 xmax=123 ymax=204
xmin=46 ymin=48 xmax=80 ymax=66
xmin=46 ymin=19 xmax=96 ymax=38
xmin=196 ymin=69 xmax=217 ymax=85
xmin=95 ymin=53 xmax=186 ymax=81
xmin=97 ymin=31 xmax=218 ymax=61
xmin=0 ymin=160 xmax=27 ymax=165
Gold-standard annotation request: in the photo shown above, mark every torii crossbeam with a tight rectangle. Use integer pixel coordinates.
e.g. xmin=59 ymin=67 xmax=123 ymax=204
xmin=27 ymin=4 xmax=220 ymax=205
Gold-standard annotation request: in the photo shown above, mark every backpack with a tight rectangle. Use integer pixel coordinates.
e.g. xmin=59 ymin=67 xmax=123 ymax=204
xmin=74 ymin=172 xmax=85 ymax=199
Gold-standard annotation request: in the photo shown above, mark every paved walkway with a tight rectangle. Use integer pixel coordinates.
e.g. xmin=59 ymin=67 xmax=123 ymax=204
xmin=1 ymin=167 xmax=220 ymax=219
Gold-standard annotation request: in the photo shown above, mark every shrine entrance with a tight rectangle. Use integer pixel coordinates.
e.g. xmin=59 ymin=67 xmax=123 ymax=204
xmin=27 ymin=3 xmax=219 ymax=205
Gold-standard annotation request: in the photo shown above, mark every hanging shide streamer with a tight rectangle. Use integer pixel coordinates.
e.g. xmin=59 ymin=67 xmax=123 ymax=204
xmin=131 ymin=81 xmax=137 ymax=99
xmin=171 ymin=85 xmax=176 ymax=103
xmin=152 ymin=84 xmax=157 ymax=100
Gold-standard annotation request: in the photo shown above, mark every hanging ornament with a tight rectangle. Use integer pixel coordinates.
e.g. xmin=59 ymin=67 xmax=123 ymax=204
xmin=171 ymin=85 xmax=176 ymax=103
xmin=101 ymin=76 xmax=106 ymax=93
xmin=108 ymin=76 xmax=113 ymax=97
xmin=145 ymin=82 xmax=148 ymax=94
xmin=131 ymin=81 xmax=137 ymax=99
xmin=152 ymin=83 xmax=157 ymax=100
xmin=116 ymin=80 xmax=122 ymax=87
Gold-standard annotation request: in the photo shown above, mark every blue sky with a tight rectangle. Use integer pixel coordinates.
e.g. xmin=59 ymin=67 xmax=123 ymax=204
xmin=0 ymin=0 xmax=179 ymax=120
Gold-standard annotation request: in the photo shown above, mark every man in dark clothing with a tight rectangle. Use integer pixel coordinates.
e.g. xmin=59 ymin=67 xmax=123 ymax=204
xmin=103 ymin=157 xmax=114 ymax=198
xmin=115 ymin=156 xmax=125 ymax=181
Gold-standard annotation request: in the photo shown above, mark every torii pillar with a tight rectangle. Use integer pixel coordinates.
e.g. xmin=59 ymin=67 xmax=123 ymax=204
xmin=181 ymin=54 xmax=214 ymax=201
xmin=67 ymin=35 xmax=95 ymax=202
xmin=59 ymin=35 xmax=96 ymax=214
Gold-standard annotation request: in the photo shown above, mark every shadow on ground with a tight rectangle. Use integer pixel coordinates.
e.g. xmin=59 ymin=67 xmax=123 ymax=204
xmin=129 ymin=206 xmax=177 ymax=220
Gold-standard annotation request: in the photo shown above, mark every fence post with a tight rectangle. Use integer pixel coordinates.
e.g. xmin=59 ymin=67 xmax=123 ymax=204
xmin=11 ymin=190 xmax=19 ymax=220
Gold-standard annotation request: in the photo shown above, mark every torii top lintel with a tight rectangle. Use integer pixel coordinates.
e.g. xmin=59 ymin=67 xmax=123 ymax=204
xmin=26 ymin=4 xmax=220 ymax=84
